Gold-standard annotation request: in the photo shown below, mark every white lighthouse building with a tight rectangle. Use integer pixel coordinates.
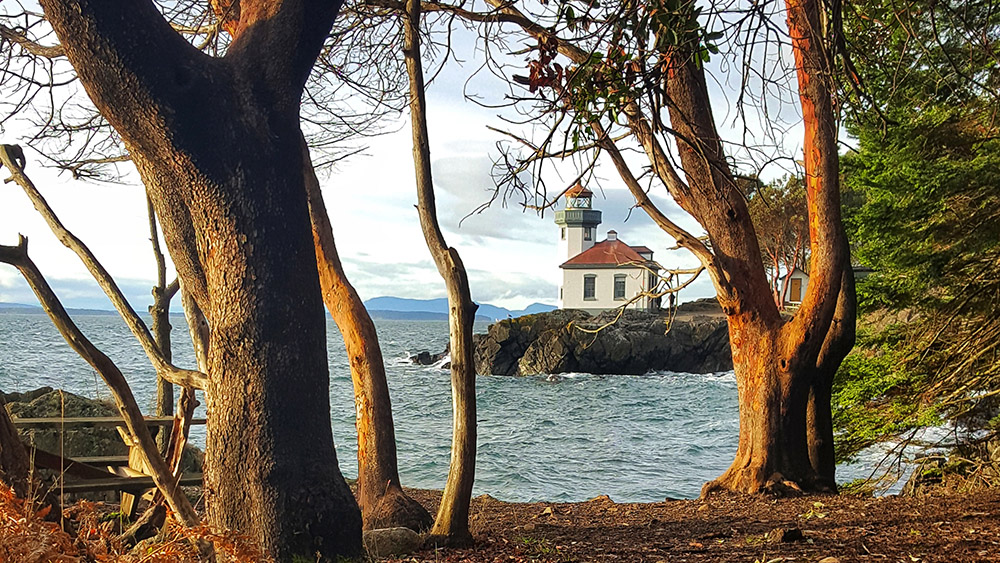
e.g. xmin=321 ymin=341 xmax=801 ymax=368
xmin=555 ymin=184 xmax=662 ymax=313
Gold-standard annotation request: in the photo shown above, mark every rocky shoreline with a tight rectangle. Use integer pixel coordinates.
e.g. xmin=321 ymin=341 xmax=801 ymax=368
xmin=472 ymin=300 xmax=733 ymax=376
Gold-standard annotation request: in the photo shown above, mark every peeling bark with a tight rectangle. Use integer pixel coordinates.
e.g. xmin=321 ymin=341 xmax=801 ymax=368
xmin=303 ymin=142 xmax=432 ymax=532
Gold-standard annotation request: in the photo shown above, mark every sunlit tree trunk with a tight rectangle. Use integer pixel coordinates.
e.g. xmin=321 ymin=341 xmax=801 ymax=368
xmin=303 ymin=143 xmax=433 ymax=532
xmin=695 ymin=0 xmax=855 ymax=494
xmin=404 ymin=0 xmax=478 ymax=545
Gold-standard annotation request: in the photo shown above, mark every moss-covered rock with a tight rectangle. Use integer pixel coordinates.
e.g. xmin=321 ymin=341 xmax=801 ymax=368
xmin=6 ymin=389 xmax=128 ymax=459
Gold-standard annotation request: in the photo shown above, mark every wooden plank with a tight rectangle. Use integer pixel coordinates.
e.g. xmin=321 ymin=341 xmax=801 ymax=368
xmin=12 ymin=416 xmax=206 ymax=429
xmin=72 ymin=455 xmax=130 ymax=465
xmin=52 ymin=473 xmax=204 ymax=494
xmin=26 ymin=445 xmax=119 ymax=480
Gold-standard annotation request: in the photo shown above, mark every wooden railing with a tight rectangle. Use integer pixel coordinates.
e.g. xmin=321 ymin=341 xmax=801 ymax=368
xmin=14 ymin=416 xmax=206 ymax=517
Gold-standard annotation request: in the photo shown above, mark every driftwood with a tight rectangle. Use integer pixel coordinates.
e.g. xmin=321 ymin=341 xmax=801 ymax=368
xmin=0 ymin=235 xmax=199 ymax=526
xmin=0 ymin=144 xmax=206 ymax=391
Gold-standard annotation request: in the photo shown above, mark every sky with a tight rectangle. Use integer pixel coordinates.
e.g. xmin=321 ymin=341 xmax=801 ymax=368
xmin=0 ymin=7 xmax=806 ymax=312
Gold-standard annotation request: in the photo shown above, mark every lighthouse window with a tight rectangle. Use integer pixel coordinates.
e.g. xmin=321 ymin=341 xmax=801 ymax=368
xmin=583 ymin=275 xmax=596 ymax=300
xmin=561 ymin=227 xmax=566 ymax=240
xmin=614 ymin=274 xmax=626 ymax=300
xmin=584 ymin=227 xmax=593 ymax=241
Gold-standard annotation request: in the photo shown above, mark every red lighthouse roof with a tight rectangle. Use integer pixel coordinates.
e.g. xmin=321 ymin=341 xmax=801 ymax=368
xmin=565 ymin=182 xmax=593 ymax=198
xmin=561 ymin=238 xmax=651 ymax=268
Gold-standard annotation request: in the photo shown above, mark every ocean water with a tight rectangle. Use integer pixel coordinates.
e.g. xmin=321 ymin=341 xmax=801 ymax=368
xmin=0 ymin=312 xmax=875 ymax=502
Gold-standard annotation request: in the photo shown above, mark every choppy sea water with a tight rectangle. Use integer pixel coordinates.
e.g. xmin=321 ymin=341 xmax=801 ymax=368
xmin=0 ymin=312 xmax=876 ymax=502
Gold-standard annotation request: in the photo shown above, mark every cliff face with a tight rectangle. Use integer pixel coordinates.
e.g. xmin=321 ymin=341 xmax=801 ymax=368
xmin=473 ymin=308 xmax=733 ymax=376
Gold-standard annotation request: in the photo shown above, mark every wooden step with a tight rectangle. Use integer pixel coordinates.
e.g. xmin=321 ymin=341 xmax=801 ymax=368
xmin=52 ymin=473 xmax=204 ymax=494
xmin=72 ymin=455 xmax=130 ymax=465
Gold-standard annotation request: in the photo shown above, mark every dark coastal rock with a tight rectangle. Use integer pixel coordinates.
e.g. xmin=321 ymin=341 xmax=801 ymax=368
xmin=3 ymin=388 xmax=203 ymax=473
xmin=474 ymin=308 xmax=732 ymax=376
xmin=409 ymin=344 xmax=449 ymax=366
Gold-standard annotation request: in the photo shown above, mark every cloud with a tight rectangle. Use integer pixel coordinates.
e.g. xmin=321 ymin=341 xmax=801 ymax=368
xmin=0 ymin=267 xmax=160 ymax=311
xmin=466 ymin=269 xmax=558 ymax=308
xmin=431 ymin=154 xmax=553 ymax=243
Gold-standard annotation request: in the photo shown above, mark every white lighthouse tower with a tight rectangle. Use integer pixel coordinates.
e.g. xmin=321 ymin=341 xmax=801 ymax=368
xmin=555 ymin=183 xmax=602 ymax=261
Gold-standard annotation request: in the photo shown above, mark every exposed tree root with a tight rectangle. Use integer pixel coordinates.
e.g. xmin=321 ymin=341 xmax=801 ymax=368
xmin=364 ymin=484 xmax=433 ymax=532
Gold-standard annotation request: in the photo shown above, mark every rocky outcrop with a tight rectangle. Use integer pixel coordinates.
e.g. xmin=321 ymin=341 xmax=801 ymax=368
xmin=4 ymin=389 xmax=128 ymax=459
xmin=2 ymin=388 xmax=203 ymax=473
xmin=474 ymin=308 xmax=732 ymax=376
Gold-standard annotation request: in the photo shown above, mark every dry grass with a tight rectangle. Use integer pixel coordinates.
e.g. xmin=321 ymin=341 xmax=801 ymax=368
xmin=0 ymin=486 xmax=270 ymax=562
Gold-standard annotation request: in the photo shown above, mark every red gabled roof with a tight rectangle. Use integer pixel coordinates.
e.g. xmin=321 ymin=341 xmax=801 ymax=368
xmin=565 ymin=182 xmax=593 ymax=198
xmin=561 ymin=239 xmax=650 ymax=268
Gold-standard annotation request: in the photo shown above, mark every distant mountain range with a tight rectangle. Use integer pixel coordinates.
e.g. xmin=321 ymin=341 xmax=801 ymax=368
xmin=363 ymin=297 xmax=556 ymax=321
xmin=0 ymin=302 xmax=117 ymax=316
xmin=0 ymin=297 xmax=558 ymax=322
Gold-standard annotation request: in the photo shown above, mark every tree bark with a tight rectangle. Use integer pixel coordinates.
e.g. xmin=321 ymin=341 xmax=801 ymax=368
xmin=0 ymin=395 xmax=29 ymax=499
xmin=695 ymin=0 xmax=854 ymax=494
xmin=303 ymin=141 xmax=432 ymax=532
xmin=36 ymin=1 xmax=362 ymax=558
xmin=404 ymin=0 xmax=478 ymax=545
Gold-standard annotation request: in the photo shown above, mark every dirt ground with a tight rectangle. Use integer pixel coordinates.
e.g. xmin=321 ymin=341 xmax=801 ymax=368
xmin=393 ymin=488 xmax=1000 ymax=562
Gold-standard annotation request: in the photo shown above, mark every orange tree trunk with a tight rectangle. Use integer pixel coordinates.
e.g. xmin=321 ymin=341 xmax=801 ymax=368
xmin=655 ymin=0 xmax=854 ymax=495
xmin=38 ymin=0 xmax=362 ymax=558
xmin=468 ymin=0 xmax=854 ymax=494
xmin=303 ymin=143 xmax=432 ymax=532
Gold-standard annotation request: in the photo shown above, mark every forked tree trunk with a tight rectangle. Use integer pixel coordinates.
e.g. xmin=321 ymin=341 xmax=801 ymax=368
xmin=303 ymin=143 xmax=433 ymax=532
xmin=468 ymin=0 xmax=854 ymax=495
xmin=695 ymin=0 xmax=854 ymax=494
xmin=147 ymin=199 xmax=178 ymax=453
xmin=212 ymin=0 xmax=427 ymax=531
xmin=405 ymin=0 xmax=478 ymax=545
xmin=38 ymin=1 xmax=362 ymax=558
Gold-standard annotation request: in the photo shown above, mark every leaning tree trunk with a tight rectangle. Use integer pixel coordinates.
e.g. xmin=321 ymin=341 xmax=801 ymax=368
xmin=303 ymin=143 xmax=432 ymax=532
xmin=0 ymin=395 xmax=29 ymax=498
xmin=405 ymin=0 xmax=478 ymax=545
xmin=38 ymin=1 xmax=362 ymax=558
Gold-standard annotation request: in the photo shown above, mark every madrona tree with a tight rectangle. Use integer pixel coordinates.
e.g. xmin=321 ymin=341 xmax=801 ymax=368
xmin=31 ymin=0 xmax=363 ymax=558
xmin=2 ymin=0 xmax=431 ymax=535
xmin=420 ymin=0 xmax=856 ymax=493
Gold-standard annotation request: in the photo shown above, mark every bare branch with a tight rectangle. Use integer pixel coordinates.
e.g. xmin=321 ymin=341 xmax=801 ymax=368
xmin=0 ymin=144 xmax=207 ymax=391
xmin=0 ymin=23 xmax=65 ymax=58
xmin=0 ymin=234 xmax=198 ymax=526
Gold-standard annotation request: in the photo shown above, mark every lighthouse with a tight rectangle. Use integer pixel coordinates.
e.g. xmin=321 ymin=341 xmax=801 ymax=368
xmin=554 ymin=183 xmax=602 ymax=261
xmin=555 ymin=183 xmax=662 ymax=313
